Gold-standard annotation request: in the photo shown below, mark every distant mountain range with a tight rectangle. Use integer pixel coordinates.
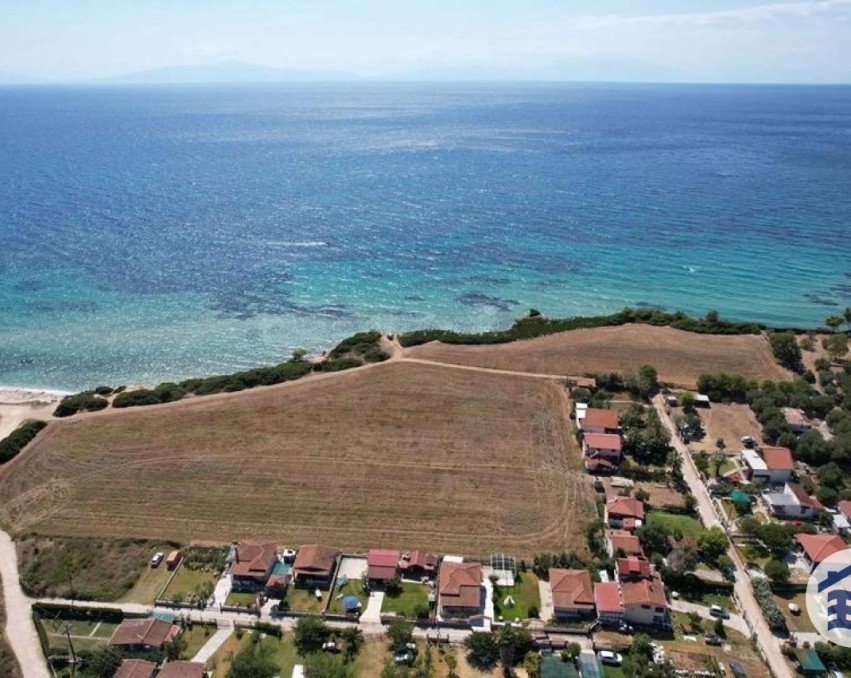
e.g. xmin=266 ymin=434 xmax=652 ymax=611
xmin=110 ymin=60 xmax=357 ymax=84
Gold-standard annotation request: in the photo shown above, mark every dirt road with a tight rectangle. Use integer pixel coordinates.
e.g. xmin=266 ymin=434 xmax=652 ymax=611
xmin=653 ymin=395 xmax=792 ymax=678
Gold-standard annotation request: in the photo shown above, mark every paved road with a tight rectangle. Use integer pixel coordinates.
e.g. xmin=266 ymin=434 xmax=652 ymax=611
xmin=0 ymin=530 xmax=51 ymax=678
xmin=653 ymin=396 xmax=793 ymax=678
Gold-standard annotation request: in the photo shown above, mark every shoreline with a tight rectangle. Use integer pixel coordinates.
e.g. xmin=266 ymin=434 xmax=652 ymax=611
xmin=0 ymin=387 xmax=68 ymax=406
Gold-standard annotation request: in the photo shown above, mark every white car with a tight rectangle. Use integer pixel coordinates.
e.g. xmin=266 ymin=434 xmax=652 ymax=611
xmin=597 ymin=651 xmax=623 ymax=666
xmin=150 ymin=552 xmax=164 ymax=568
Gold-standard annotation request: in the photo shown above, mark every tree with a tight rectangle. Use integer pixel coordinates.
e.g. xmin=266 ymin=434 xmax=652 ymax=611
xmin=769 ymin=332 xmax=804 ymax=372
xmin=825 ymin=333 xmax=849 ymax=361
xmin=562 ymin=643 xmax=581 ymax=661
xmin=523 ymin=652 xmax=541 ymax=678
xmin=683 ymin=494 xmax=698 ymax=515
xmin=711 ymin=450 xmax=726 ymax=478
xmin=585 ymin=520 xmax=606 ymax=557
xmin=81 ymin=646 xmax=125 ymax=678
xmin=686 ymin=610 xmax=703 ymax=632
xmin=827 ymin=314 xmax=845 ymax=331
xmin=294 ymin=617 xmax=331 ymax=655
xmin=386 ymin=620 xmax=414 ymax=653
xmin=667 ymin=546 xmax=698 ymax=575
xmin=339 ymin=626 xmax=364 ymax=663
xmin=681 ymin=392 xmax=697 ymax=412
xmin=630 ymin=634 xmax=654 ymax=662
xmin=636 ymin=523 xmax=672 ymax=557
xmin=635 ymin=488 xmax=650 ymax=503
xmin=464 ymin=631 xmax=499 ymax=671
xmin=697 ymin=527 xmax=728 ymax=564
xmin=756 ymin=522 xmax=794 ymax=557
xmin=764 ymin=558 xmax=791 ymax=585
xmin=706 ymin=309 xmax=720 ymax=323
xmin=228 ymin=643 xmax=279 ymax=678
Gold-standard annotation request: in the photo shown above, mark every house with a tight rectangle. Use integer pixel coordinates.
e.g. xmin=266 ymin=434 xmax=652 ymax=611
xmin=622 ymin=575 xmax=670 ymax=628
xmin=400 ymin=550 xmax=438 ymax=580
xmin=606 ymin=530 xmax=644 ymax=558
xmin=742 ymin=446 xmax=795 ymax=485
xmin=292 ymin=544 xmax=340 ymax=588
xmin=763 ymin=483 xmax=822 ymax=520
xmin=839 ymin=500 xmax=851 ymax=523
xmin=158 ymin=661 xmax=208 ymax=678
xmin=438 ymin=561 xmax=483 ymax=618
xmin=585 ymin=458 xmax=616 ymax=475
xmin=115 ymin=659 xmax=157 ymax=678
xmin=594 ymin=582 xmax=624 ymax=626
xmin=166 ymin=550 xmax=182 ymax=571
xmin=605 ymin=497 xmax=645 ymax=531
xmin=109 ymin=618 xmax=180 ymax=650
xmin=230 ymin=541 xmax=278 ymax=592
xmin=568 ymin=376 xmax=597 ymax=391
xmin=367 ymin=549 xmax=401 ymax=585
xmin=616 ymin=556 xmax=652 ymax=582
xmin=832 ymin=511 xmax=850 ymax=536
xmin=582 ymin=433 xmax=622 ymax=463
xmin=796 ymin=533 xmax=847 ymax=571
xmin=581 ymin=408 xmax=620 ymax=434
xmin=783 ymin=407 xmax=812 ymax=434
xmin=548 ymin=569 xmax=595 ymax=619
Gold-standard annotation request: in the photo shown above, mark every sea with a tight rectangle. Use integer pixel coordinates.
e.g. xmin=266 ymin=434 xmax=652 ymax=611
xmin=1 ymin=83 xmax=850 ymax=391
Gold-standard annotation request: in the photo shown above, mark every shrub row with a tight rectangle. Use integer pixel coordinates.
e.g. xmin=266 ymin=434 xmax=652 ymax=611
xmin=752 ymin=578 xmax=786 ymax=631
xmin=53 ymin=391 xmax=109 ymax=417
xmin=0 ymin=420 xmax=47 ymax=464
xmin=398 ymin=307 xmax=762 ymax=347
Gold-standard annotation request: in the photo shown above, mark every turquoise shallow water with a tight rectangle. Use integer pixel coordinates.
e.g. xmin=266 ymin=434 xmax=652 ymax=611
xmin=0 ymin=83 xmax=850 ymax=390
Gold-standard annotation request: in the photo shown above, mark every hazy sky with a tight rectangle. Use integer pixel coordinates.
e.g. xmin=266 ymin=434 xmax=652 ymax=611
xmin=1 ymin=0 xmax=851 ymax=82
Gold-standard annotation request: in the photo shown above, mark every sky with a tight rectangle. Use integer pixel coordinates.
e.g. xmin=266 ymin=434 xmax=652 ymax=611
xmin=1 ymin=0 xmax=850 ymax=83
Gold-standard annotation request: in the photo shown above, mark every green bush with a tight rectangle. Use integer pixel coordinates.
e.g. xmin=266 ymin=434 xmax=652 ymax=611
xmin=752 ymin=578 xmax=786 ymax=630
xmin=0 ymin=420 xmax=47 ymax=464
xmin=53 ymin=391 xmax=109 ymax=417
xmin=399 ymin=307 xmax=762 ymax=347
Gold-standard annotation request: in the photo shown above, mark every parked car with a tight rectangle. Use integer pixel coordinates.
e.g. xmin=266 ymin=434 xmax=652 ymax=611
xmin=709 ymin=604 xmax=730 ymax=619
xmin=150 ymin=552 xmax=164 ymax=568
xmin=741 ymin=436 xmax=755 ymax=448
xmin=597 ymin=651 xmax=623 ymax=666
xmin=394 ymin=653 xmax=414 ymax=665
xmin=321 ymin=642 xmax=340 ymax=653
xmin=705 ymin=633 xmax=723 ymax=646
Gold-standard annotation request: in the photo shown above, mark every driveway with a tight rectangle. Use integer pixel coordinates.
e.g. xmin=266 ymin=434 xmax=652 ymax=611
xmin=360 ymin=591 xmax=384 ymax=624
xmin=670 ymin=600 xmax=748 ymax=636
xmin=537 ymin=580 xmax=554 ymax=623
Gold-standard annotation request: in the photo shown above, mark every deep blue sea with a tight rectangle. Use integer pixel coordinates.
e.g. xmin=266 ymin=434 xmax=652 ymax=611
xmin=1 ymin=83 xmax=850 ymax=390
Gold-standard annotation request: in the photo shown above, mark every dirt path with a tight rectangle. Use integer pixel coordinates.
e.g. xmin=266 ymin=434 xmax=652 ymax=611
xmin=398 ymin=357 xmax=565 ymax=380
xmin=0 ymin=530 xmax=49 ymax=678
xmin=652 ymin=396 xmax=792 ymax=678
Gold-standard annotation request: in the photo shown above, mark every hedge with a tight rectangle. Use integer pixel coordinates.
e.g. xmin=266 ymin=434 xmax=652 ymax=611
xmin=0 ymin=420 xmax=47 ymax=464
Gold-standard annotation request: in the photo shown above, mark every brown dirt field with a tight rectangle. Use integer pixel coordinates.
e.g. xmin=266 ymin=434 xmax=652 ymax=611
xmin=0 ymin=362 xmax=593 ymax=558
xmin=404 ymin=325 xmax=791 ymax=388
xmin=698 ymin=403 xmax=763 ymax=450
xmin=633 ymin=482 xmax=686 ymax=508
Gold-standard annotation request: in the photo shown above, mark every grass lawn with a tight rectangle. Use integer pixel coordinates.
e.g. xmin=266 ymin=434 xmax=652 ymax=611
xmin=603 ymin=666 xmax=626 ymax=678
xmin=646 ymin=511 xmax=703 ymax=538
xmin=773 ymin=590 xmax=816 ymax=633
xmin=493 ymin=571 xmax=541 ymax=622
xmin=678 ymin=590 xmax=734 ymax=610
xmin=328 ymin=579 xmax=369 ymax=615
xmin=119 ymin=559 xmax=174 ymax=604
xmin=381 ymin=582 xmax=431 ymax=618
xmin=282 ymin=586 xmax=327 ymax=613
xmin=179 ymin=624 xmax=216 ymax=659
xmin=208 ymin=632 xmax=300 ymax=678
xmin=225 ymin=591 xmax=259 ymax=607
xmin=161 ymin=567 xmax=218 ymax=602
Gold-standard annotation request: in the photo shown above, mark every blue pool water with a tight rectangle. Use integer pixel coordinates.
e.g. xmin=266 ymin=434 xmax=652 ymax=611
xmin=1 ymin=83 xmax=850 ymax=390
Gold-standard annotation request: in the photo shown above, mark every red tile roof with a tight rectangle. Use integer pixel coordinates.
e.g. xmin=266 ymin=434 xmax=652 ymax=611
xmin=607 ymin=497 xmax=645 ymax=520
xmin=582 ymin=409 xmax=620 ymax=431
xmin=293 ymin=544 xmax=339 ymax=577
xmin=839 ymin=500 xmax=851 ymax=519
xmin=622 ymin=574 xmax=667 ymax=609
xmin=439 ymin=562 xmax=482 ymax=610
xmin=114 ymin=660 xmax=157 ymax=678
xmin=401 ymin=550 xmax=437 ymax=571
xmin=158 ymin=661 xmax=207 ymax=678
xmin=608 ymin=530 xmax=643 ymax=557
xmin=368 ymin=549 xmax=401 ymax=568
xmin=109 ymin=619 xmax=177 ymax=648
xmin=787 ymin=483 xmax=819 ymax=509
xmin=797 ymin=533 xmax=847 ymax=565
xmin=231 ymin=541 xmax=277 ymax=578
xmin=782 ymin=407 xmax=808 ymax=427
xmin=617 ymin=556 xmax=652 ymax=580
xmin=549 ymin=569 xmax=594 ymax=612
xmin=594 ymin=582 xmax=623 ymax=614
xmin=584 ymin=433 xmax=623 ymax=452
xmin=760 ymin=446 xmax=795 ymax=471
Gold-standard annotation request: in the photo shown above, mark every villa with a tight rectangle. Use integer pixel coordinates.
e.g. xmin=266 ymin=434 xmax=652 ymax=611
xmin=742 ymin=446 xmax=795 ymax=485
xmin=606 ymin=530 xmax=644 ymax=558
xmin=366 ymin=549 xmax=401 ymax=586
xmin=580 ymin=408 xmax=620 ymax=434
xmin=622 ymin=575 xmax=670 ymax=628
xmin=109 ymin=618 xmax=180 ymax=651
xmin=548 ymin=568 xmax=595 ymax=619
xmin=763 ymin=483 xmax=822 ymax=520
xmin=438 ymin=561 xmax=483 ymax=619
xmin=796 ymin=533 xmax=847 ymax=571
xmin=292 ymin=544 xmax=340 ymax=588
xmin=605 ymin=497 xmax=645 ymax=531
xmin=230 ymin=540 xmax=278 ymax=592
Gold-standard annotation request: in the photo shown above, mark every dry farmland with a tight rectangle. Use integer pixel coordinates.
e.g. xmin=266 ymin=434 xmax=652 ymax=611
xmin=404 ymin=324 xmax=791 ymax=387
xmin=0 ymin=362 xmax=593 ymax=558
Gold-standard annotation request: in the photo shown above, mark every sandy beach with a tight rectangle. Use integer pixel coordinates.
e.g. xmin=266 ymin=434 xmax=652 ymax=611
xmin=0 ymin=388 xmax=65 ymax=440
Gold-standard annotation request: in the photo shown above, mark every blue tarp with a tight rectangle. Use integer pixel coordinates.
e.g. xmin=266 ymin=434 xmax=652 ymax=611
xmin=342 ymin=595 xmax=361 ymax=612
